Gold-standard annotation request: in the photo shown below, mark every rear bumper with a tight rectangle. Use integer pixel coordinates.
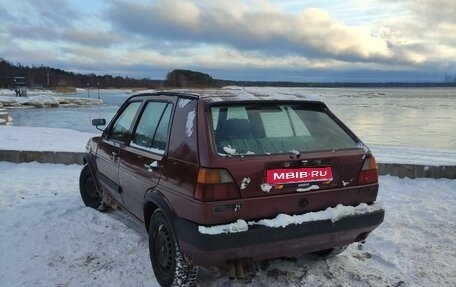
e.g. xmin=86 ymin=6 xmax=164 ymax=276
xmin=175 ymin=208 xmax=385 ymax=265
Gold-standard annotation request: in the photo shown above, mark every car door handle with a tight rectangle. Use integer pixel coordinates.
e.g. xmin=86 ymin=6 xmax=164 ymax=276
xmin=144 ymin=161 xmax=159 ymax=172
xmin=112 ymin=150 xmax=120 ymax=158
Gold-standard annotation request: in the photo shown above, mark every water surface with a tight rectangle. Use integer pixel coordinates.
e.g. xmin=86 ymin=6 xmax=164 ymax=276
xmin=7 ymin=87 xmax=456 ymax=150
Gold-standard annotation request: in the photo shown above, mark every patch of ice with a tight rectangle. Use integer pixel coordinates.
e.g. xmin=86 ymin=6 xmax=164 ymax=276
xmin=240 ymin=177 xmax=251 ymax=190
xmin=185 ymin=109 xmax=196 ymax=138
xmin=296 ymin=185 xmax=319 ymax=192
xmin=230 ymin=88 xmax=257 ymax=100
xmin=261 ymin=183 xmax=273 ymax=192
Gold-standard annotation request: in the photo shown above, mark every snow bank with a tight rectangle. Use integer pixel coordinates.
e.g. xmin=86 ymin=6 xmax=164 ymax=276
xmin=0 ymin=126 xmax=97 ymax=152
xmin=0 ymin=93 xmax=102 ymax=108
xmin=0 ymin=88 xmax=55 ymax=97
xmin=0 ymin=163 xmax=454 ymax=286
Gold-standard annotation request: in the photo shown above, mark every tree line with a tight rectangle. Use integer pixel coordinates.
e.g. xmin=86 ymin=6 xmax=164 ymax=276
xmin=0 ymin=58 xmax=163 ymax=89
xmin=0 ymin=58 xmax=222 ymax=89
xmin=1 ymin=58 xmax=455 ymax=89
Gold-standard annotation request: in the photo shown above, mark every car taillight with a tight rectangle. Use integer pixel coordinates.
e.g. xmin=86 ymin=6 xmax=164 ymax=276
xmin=195 ymin=168 xmax=240 ymax=201
xmin=358 ymin=156 xmax=378 ymax=185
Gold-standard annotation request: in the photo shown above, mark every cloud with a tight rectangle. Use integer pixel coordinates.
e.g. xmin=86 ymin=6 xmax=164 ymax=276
xmin=407 ymin=0 xmax=456 ymax=24
xmin=1 ymin=0 xmax=455 ymax=81
xmin=62 ymin=30 xmax=121 ymax=47
xmin=377 ymin=0 xmax=456 ymax=71
xmin=8 ymin=0 xmax=79 ymax=27
xmin=109 ymin=0 xmax=392 ymax=62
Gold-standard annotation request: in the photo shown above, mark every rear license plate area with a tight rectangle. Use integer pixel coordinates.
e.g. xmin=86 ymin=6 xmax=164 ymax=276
xmin=266 ymin=167 xmax=333 ymax=184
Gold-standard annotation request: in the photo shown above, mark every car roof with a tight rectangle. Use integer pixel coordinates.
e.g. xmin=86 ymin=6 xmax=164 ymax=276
xmin=130 ymin=88 xmax=323 ymax=104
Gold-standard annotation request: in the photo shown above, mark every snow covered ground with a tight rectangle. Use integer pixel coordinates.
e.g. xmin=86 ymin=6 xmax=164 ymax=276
xmin=0 ymin=89 xmax=102 ymax=108
xmin=0 ymin=162 xmax=454 ymax=286
xmin=1 ymin=126 xmax=455 ymax=165
xmin=0 ymin=126 xmax=96 ymax=152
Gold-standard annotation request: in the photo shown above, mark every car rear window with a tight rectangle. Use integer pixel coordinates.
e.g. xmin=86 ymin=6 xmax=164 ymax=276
xmin=210 ymin=104 xmax=359 ymax=156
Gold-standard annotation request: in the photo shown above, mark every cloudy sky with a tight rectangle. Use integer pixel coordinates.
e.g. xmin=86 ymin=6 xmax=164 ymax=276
xmin=1 ymin=0 xmax=455 ymax=82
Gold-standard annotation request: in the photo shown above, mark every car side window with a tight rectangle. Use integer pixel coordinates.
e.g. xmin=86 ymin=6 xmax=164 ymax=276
xmin=151 ymin=104 xmax=172 ymax=151
xmin=131 ymin=102 xmax=172 ymax=154
xmin=108 ymin=101 xmax=141 ymax=142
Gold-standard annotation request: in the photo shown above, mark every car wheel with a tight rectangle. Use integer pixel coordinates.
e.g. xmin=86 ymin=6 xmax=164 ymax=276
xmin=149 ymin=210 xmax=198 ymax=287
xmin=313 ymin=245 xmax=349 ymax=258
xmin=79 ymin=164 xmax=103 ymax=209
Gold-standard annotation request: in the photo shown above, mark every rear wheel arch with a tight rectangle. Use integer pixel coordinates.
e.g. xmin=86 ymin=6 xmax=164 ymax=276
xmin=143 ymin=191 xmax=176 ymax=232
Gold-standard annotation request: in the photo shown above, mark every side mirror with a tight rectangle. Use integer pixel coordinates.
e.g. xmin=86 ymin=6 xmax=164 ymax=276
xmin=92 ymin=118 xmax=106 ymax=131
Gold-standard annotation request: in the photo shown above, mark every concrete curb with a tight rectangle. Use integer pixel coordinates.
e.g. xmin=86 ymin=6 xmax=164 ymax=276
xmin=0 ymin=150 xmax=454 ymax=179
xmin=378 ymin=163 xmax=455 ymax=179
xmin=0 ymin=150 xmax=84 ymax=165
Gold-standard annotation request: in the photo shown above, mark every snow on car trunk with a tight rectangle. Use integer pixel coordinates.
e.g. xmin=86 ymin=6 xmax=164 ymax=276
xmin=0 ymin=162 xmax=455 ymax=286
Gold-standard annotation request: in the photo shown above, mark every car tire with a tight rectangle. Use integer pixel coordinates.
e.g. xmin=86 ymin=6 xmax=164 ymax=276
xmin=149 ymin=210 xmax=198 ymax=287
xmin=313 ymin=245 xmax=349 ymax=258
xmin=79 ymin=164 xmax=103 ymax=209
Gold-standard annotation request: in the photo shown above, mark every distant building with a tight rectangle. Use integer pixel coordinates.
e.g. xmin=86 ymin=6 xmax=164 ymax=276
xmin=13 ymin=77 xmax=27 ymax=97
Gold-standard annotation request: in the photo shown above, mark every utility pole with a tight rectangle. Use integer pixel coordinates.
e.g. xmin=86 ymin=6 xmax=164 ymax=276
xmin=97 ymin=82 xmax=100 ymax=99
xmin=87 ymin=83 xmax=90 ymax=98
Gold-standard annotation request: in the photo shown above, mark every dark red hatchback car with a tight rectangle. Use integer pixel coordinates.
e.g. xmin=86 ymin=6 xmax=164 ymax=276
xmin=80 ymin=91 xmax=384 ymax=286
